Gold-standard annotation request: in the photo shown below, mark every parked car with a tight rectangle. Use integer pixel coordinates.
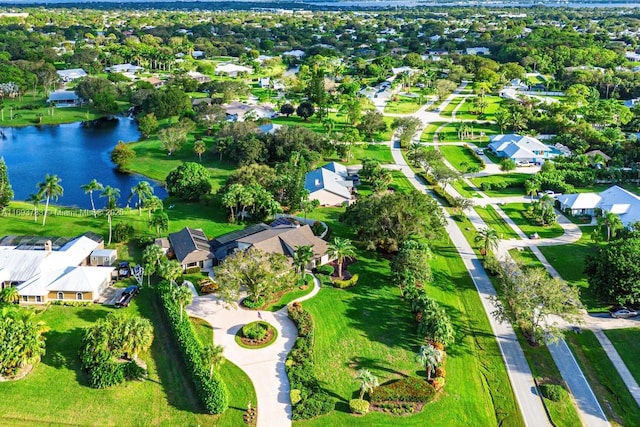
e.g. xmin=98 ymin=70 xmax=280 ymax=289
xmin=610 ymin=307 xmax=638 ymax=319
xmin=475 ymin=148 xmax=484 ymax=155
xmin=118 ymin=261 xmax=130 ymax=279
xmin=516 ymin=160 xmax=533 ymax=167
xmin=115 ymin=285 xmax=140 ymax=308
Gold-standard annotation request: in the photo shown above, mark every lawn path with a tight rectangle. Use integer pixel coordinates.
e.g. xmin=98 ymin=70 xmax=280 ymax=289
xmin=592 ymin=330 xmax=640 ymax=407
xmin=187 ymin=275 xmax=322 ymax=427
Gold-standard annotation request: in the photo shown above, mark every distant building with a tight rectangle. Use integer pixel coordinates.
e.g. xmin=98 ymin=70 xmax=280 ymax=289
xmin=215 ymin=63 xmax=253 ymax=77
xmin=557 ymin=185 xmax=640 ymax=226
xmin=304 ymin=162 xmax=354 ymax=206
xmin=488 ymin=134 xmax=562 ymax=163
xmin=466 ymin=47 xmax=491 ymax=55
xmin=282 ymin=49 xmax=305 ymax=59
xmin=56 ymin=68 xmax=87 ymax=82
xmin=47 ymin=90 xmax=82 ymax=107
xmin=107 ymin=63 xmax=144 ymax=74
xmin=186 ymin=70 xmax=211 ymax=83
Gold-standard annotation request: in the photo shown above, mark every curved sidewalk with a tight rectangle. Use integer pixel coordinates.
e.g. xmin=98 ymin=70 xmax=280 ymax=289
xmin=187 ymin=276 xmax=322 ymax=427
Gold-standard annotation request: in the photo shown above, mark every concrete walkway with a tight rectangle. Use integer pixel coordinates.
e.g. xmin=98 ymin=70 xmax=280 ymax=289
xmin=592 ymin=330 xmax=640 ymax=407
xmin=187 ymin=275 xmax=322 ymax=427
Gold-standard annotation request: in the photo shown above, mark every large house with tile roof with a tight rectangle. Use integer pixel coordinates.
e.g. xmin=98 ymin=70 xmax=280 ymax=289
xmin=557 ymin=185 xmax=640 ymax=226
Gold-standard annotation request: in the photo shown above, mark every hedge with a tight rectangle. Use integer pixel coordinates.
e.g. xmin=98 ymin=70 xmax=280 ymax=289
xmin=286 ymin=302 xmax=334 ymax=419
xmin=370 ymin=377 xmax=436 ymax=403
xmin=332 ymin=274 xmax=359 ymax=289
xmin=417 ymin=172 xmax=455 ymax=207
xmin=159 ymin=281 xmax=229 ymax=414
xmin=349 ymin=398 xmax=370 ymax=414
xmin=540 ymin=383 xmax=564 ymax=402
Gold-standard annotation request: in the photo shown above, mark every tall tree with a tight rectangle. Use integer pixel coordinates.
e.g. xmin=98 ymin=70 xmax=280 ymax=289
xmin=585 ymin=237 xmax=640 ymax=305
xmin=149 ymin=211 xmax=169 ymax=237
xmin=354 ymin=369 xmax=379 ymax=400
xmin=81 ymin=179 xmax=103 ymax=218
xmin=158 ymin=259 xmax=183 ymax=284
xmin=194 ymin=139 xmax=206 ymax=162
xmin=100 ymin=185 xmax=120 ymax=245
xmin=293 ymin=245 xmax=314 ymax=282
xmin=173 ymin=284 xmax=193 ymax=322
xmin=111 ymin=141 xmax=136 ymax=171
xmin=25 ymin=193 xmax=42 ymax=223
xmin=38 ymin=174 xmax=63 ymax=226
xmin=129 ymin=181 xmax=154 ymax=216
xmin=598 ymin=211 xmax=623 ymax=242
xmin=327 ymin=237 xmax=356 ymax=279
xmin=0 ymin=157 xmax=13 ymax=212
xmin=142 ymin=244 xmax=164 ymax=287
xmin=474 ymin=228 xmax=500 ymax=256
xmin=493 ymin=262 xmax=582 ymax=345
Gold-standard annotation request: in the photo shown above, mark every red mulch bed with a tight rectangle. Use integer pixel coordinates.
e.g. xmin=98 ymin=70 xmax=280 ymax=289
xmin=239 ymin=324 xmax=276 ymax=347
xmin=327 ymin=258 xmax=358 ymax=280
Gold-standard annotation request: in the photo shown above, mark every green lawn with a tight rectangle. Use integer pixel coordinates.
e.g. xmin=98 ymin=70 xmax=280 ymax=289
xmin=605 ymin=328 xmax=640 ymax=387
xmin=383 ymin=94 xmax=423 ymax=114
xmin=441 ymin=96 xmax=463 ymax=117
xmin=440 ymin=145 xmax=484 ymax=173
xmin=420 ymin=121 xmax=447 ymax=143
xmin=296 ymin=208 xmax=524 ymax=427
xmin=324 ymin=143 xmax=393 ymax=166
xmin=455 ymin=96 xmax=502 ymax=121
xmin=538 ymin=226 xmax=605 ymax=311
xmin=474 ymin=205 xmax=520 ymax=240
xmin=500 ymin=203 xmax=564 ymax=239
xmin=451 ymin=180 xmax=478 ymax=198
xmin=0 ymin=289 xmax=251 ymax=426
xmin=435 ymin=122 xmax=501 ymax=145
xmin=566 ymin=330 xmax=640 ymax=427
xmin=470 ymin=174 xmax=528 ymax=198
xmin=508 ymin=247 xmax=542 ymax=269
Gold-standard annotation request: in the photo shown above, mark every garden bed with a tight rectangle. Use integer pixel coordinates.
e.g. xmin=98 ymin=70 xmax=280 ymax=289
xmin=235 ymin=321 xmax=278 ymax=349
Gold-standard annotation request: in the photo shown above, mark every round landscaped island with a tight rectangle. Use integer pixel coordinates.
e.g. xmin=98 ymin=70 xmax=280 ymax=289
xmin=235 ymin=321 xmax=278 ymax=349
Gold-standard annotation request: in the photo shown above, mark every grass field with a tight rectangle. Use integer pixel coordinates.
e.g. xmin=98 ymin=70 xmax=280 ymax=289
xmin=383 ymin=94 xmax=423 ymax=114
xmin=435 ymin=122 xmax=501 ymax=145
xmin=296 ymin=209 xmax=524 ymax=427
xmin=324 ymin=143 xmax=393 ymax=166
xmin=566 ymin=330 xmax=640 ymax=427
xmin=470 ymin=174 xmax=528 ymax=198
xmin=455 ymin=96 xmax=502 ymax=121
xmin=500 ymin=203 xmax=564 ymax=239
xmin=440 ymin=96 xmax=463 ymax=117
xmin=537 ymin=226 xmax=606 ymax=311
xmin=605 ymin=328 xmax=640 ymax=386
xmin=440 ymin=145 xmax=484 ymax=173
xmin=474 ymin=205 xmax=520 ymax=240
xmin=0 ymin=289 xmax=252 ymax=426
xmin=420 ymin=121 xmax=447 ymax=143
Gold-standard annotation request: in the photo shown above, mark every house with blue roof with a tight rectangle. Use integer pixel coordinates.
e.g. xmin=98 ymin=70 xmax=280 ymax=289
xmin=304 ymin=162 xmax=353 ymax=206
xmin=488 ymin=134 xmax=562 ymax=163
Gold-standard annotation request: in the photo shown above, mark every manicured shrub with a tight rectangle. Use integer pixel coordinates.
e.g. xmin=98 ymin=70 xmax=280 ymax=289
xmin=332 ymin=274 xmax=359 ymax=289
xmin=540 ymin=383 xmax=564 ymax=402
xmin=430 ymin=376 xmax=446 ymax=391
xmin=242 ymin=322 xmax=267 ymax=340
xmin=159 ymin=281 xmax=229 ymax=414
xmin=290 ymin=389 xmax=302 ymax=405
xmin=349 ymin=398 xmax=370 ymax=415
xmin=316 ymin=264 xmax=334 ymax=276
xmin=242 ymin=296 xmax=265 ymax=309
xmin=370 ymin=377 xmax=436 ymax=403
xmin=185 ymin=266 xmax=201 ymax=274
xmin=88 ymin=360 xmax=125 ymax=389
xmin=435 ymin=366 xmax=446 ymax=378
xmin=286 ymin=302 xmax=334 ymax=419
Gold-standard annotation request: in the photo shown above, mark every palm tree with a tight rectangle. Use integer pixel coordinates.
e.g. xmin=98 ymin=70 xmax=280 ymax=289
xmin=125 ymin=317 xmax=154 ymax=360
xmin=599 ymin=211 xmax=623 ymax=242
xmin=38 ymin=174 xmax=63 ymax=226
xmin=25 ymin=193 xmax=42 ymax=222
xmin=354 ymin=368 xmax=379 ymax=400
xmin=415 ymin=344 xmax=443 ymax=381
xmin=474 ymin=228 xmax=500 ymax=256
xmin=0 ymin=286 xmax=19 ymax=304
xmin=142 ymin=244 xmax=164 ymax=287
xmin=194 ymin=139 xmax=206 ymax=162
xmin=145 ymin=195 xmax=163 ymax=220
xmin=173 ymin=284 xmax=193 ymax=322
xmin=149 ymin=211 xmax=169 ymax=237
xmin=201 ymin=344 xmax=225 ymax=379
xmin=80 ymin=179 xmax=103 ymax=218
xmin=524 ymin=180 xmax=540 ymax=202
xmin=129 ymin=181 xmax=154 ymax=216
xmin=293 ymin=245 xmax=314 ymax=282
xmin=327 ymin=237 xmax=356 ymax=279
xmin=158 ymin=259 xmax=183 ymax=284
xmin=100 ymin=185 xmax=120 ymax=245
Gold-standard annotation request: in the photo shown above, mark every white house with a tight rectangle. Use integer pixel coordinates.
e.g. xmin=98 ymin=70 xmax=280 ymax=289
xmin=0 ymin=234 xmax=114 ymax=304
xmin=488 ymin=134 xmax=560 ymax=163
xmin=466 ymin=47 xmax=491 ymax=55
xmin=47 ymin=90 xmax=82 ymax=106
xmin=107 ymin=63 xmax=144 ymax=74
xmin=304 ymin=162 xmax=353 ymax=206
xmin=282 ymin=49 xmax=305 ymax=59
xmin=56 ymin=68 xmax=87 ymax=82
xmin=223 ymin=101 xmax=277 ymax=122
xmin=215 ymin=63 xmax=253 ymax=77
xmin=557 ymin=185 xmax=640 ymax=226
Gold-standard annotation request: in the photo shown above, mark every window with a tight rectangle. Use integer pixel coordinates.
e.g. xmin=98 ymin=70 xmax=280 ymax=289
xmin=76 ymin=292 xmax=83 ymax=300
xmin=57 ymin=292 xmax=64 ymax=300
xmin=22 ymin=295 xmax=28 ymax=302
xmin=36 ymin=296 xmax=42 ymax=303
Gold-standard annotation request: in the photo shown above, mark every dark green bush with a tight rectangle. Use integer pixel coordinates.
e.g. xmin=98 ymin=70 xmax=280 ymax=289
xmin=88 ymin=360 xmax=124 ymax=389
xmin=159 ymin=281 xmax=229 ymax=414
xmin=332 ymin=274 xmax=359 ymax=289
xmin=242 ymin=322 xmax=267 ymax=340
xmin=316 ymin=264 xmax=334 ymax=276
xmin=242 ymin=296 xmax=265 ymax=309
xmin=286 ymin=302 xmax=334 ymax=419
xmin=113 ymin=223 xmax=134 ymax=243
xmin=370 ymin=377 xmax=436 ymax=403
xmin=540 ymin=383 xmax=564 ymax=402
xmin=123 ymin=360 xmax=146 ymax=380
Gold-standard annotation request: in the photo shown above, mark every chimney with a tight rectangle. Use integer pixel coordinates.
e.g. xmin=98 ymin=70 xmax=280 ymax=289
xmin=315 ymin=179 xmax=321 ymax=187
xmin=44 ymin=240 xmax=52 ymax=252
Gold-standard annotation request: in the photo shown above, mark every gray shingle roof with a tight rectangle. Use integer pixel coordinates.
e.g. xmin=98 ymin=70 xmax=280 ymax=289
xmin=168 ymin=227 xmax=212 ymax=265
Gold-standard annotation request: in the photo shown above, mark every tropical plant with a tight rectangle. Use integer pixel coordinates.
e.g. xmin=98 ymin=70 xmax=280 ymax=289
xmin=38 ymin=174 xmax=63 ymax=226
xmin=0 ymin=309 xmax=49 ymax=377
xmin=149 ymin=211 xmax=169 ymax=237
xmin=415 ymin=344 xmax=443 ymax=381
xmin=355 ymin=368 xmax=379 ymax=400
xmin=293 ymin=245 xmax=314 ymax=281
xmin=129 ymin=181 xmax=154 ymax=216
xmin=145 ymin=195 xmax=163 ymax=220
xmin=474 ymin=228 xmax=500 ymax=256
xmin=25 ymin=192 xmax=42 ymax=222
xmin=0 ymin=286 xmax=19 ymax=304
xmin=598 ymin=211 xmax=623 ymax=242
xmin=327 ymin=237 xmax=356 ymax=279
xmin=194 ymin=139 xmax=206 ymax=162
xmin=81 ymin=179 xmax=103 ymax=218
xmin=142 ymin=244 xmax=164 ymax=287
xmin=173 ymin=284 xmax=194 ymax=322
xmin=158 ymin=259 xmax=183 ymax=284
xmin=100 ymin=185 xmax=120 ymax=245
xmin=201 ymin=344 xmax=225 ymax=379
xmin=0 ymin=157 xmax=13 ymax=212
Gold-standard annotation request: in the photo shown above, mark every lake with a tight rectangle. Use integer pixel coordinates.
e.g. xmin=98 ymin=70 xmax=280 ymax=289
xmin=0 ymin=118 xmax=167 ymax=209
